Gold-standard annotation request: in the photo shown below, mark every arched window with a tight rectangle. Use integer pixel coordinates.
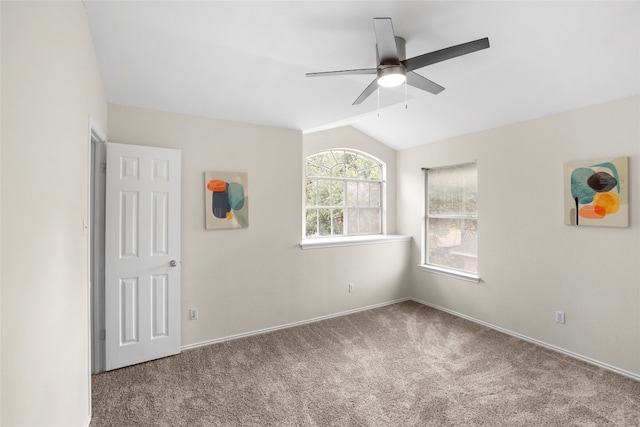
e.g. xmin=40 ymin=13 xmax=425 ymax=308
xmin=305 ymin=149 xmax=384 ymax=238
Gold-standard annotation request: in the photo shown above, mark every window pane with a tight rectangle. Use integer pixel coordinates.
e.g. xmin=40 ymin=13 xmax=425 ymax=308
xmin=306 ymin=162 xmax=330 ymax=178
xmin=358 ymin=208 xmax=381 ymax=234
xmin=332 ymin=209 xmax=344 ymax=235
xmin=317 ymin=209 xmax=332 ymax=236
xmin=358 ymin=166 xmax=381 ymax=180
xmin=305 ymin=179 xmax=316 ymax=206
xmin=358 ymin=166 xmax=380 ymax=181
xmin=316 ymin=180 xmax=331 ymax=207
xmin=355 ymin=155 xmax=372 ymax=169
xmin=358 ymin=209 xmax=370 ymax=234
xmin=355 ymin=156 xmax=380 ymax=179
xmin=370 ymin=208 xmax=381 ymax=233
xmin=358 ymin=182 xmax=370 ymax=206
xmin=428 ymin=164 xmax=477 ymax=217
xmin=309 ymin=152 xmax=336 ymax=169
xmin=427 ymin=218 xmax=477 ymax=273
xmin=306 ymin=209 xmax=318 ymax=237
xmin=331 ymin=150 xmax=345 ymax=166
xmin=348 ymin=208 xmax=359 ymax=234
xmin=331 ymin=180 xmax=344 ymax=207
xmin=370 ymin=183 xmax=381 ymax=207
xmin=331 ymin=163 xmax=346 ymax=178
xmin=346 ymin=181 xmax=358 ymax=207
xmin=344 ymin=153 xmax=358 ymax=178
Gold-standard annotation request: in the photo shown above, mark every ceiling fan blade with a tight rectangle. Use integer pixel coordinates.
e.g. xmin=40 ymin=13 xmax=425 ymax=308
xmin=406 ymin=72 xmax=445 ymax=95
xmin=306 ymin=68 xmax=377 ymax=77
xmin=373 ymin=18 xmax=399 ymax=63
xmin=403 ymin=37 xmax=490 ymax=71
xmin=353 ymin=78 xmax=379 ymax=105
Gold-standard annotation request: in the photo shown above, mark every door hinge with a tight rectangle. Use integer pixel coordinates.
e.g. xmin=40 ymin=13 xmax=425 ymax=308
xmin=100 ymin=162 xmax=107 ymax=173
xmin=100 ymin=329 xmax=106 ymax=341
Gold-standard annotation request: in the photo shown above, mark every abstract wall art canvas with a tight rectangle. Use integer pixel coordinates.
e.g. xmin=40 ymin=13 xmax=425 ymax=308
xmin=204 ymin=171 xmax=248 ymax=229
xmin=564 ymin=156 xmax=629 ymax=227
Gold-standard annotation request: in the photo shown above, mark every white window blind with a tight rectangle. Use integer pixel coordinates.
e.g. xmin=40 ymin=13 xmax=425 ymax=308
xmin=424 ymin=162 xmax=478 ymax=277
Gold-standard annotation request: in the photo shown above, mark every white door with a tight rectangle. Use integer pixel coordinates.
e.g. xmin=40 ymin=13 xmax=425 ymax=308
xmin=105 ymin=142 xmax=181 ymax=371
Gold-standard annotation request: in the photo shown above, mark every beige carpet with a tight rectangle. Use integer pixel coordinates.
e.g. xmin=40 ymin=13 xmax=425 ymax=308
xmin=91 ymin=301 xmax=640 ymax=426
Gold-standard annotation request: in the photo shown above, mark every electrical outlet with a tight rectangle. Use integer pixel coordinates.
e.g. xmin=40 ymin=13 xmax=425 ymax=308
xmin=348 ymin=283 xmax=354 ymax=293
xmin=190 ymin=308 xmax=199 ymax=320
xmin=555 ymin=311 xmax=565 ymax=324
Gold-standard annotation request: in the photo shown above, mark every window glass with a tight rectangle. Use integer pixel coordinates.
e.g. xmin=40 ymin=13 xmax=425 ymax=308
xmin=305 ymin=150 xmax=384 ymax=238
xmin=425 ymin=163 xmax=478 ymax=274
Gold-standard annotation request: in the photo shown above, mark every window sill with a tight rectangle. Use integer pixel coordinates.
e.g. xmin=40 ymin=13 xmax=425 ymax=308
xmin=418 ymin=264 xmax=480 ymax=283
xmin=300 ymin=234 xmax=411 ymax=250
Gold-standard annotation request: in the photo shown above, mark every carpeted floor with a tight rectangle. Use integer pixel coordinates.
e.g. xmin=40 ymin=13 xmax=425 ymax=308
xmin=91 ymin=301 xmax=640 ymax=426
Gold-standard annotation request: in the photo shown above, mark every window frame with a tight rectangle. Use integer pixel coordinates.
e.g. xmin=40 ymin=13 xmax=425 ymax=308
xmin=303 ymin=149 xmax=386 ymax=240
xmin=420 ymin=162 xmax=480 ymax=283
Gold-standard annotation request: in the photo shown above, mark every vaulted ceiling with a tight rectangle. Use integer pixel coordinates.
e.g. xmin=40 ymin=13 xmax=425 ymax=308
xmin=84 ymin=1 xmax=640 ymax=150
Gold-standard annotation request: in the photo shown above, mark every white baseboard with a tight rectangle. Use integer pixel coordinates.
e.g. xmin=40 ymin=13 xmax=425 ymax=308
xmin=181 ymin=296 xmax=639 ymax=382
xmin=181 ymin=297 xmax=411 ymax=351
xmin=410 ymin=297 xmax=640 ymax=382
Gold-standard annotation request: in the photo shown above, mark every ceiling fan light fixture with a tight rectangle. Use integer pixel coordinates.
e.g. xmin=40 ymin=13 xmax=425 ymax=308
xmin=377 ymin=65 xmax=406 ymax=88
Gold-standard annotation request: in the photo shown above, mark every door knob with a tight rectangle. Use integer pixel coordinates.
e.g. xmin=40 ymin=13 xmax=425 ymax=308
xmin=169 ymin=260 xmax=178 ymax=267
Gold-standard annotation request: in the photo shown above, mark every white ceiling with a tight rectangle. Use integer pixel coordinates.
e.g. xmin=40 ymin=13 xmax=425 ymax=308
xmin=83 ymin=1 xmax=640 ymax=150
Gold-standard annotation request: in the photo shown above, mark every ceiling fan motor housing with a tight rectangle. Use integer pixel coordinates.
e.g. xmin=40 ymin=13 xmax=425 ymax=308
xmin=377 ymin=64 xmax=407 ymax=87
xmin=376 ymin=36 xmax=407 ymax=87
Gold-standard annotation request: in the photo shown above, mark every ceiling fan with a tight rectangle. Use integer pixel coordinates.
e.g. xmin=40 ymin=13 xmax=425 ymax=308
xmin=306 ymin=18 xmax=490 ymax=105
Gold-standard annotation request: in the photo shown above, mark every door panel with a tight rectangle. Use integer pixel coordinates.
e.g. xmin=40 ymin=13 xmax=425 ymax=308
xmin=120 ymin=277 xmax=139 ymax=344
xmin=151 ymin=192 xmax=169 ymax=255
xmin=120 ymin=191 xmax=139 ymax=257
xmin=151 ymin=274 xmax=169 ymax=338
xmin=105 ymin=142 xmax=181 ymax=371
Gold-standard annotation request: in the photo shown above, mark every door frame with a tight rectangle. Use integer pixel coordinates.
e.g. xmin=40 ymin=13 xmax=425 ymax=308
xmin=88 ymin=117 xmax=107 ymax=377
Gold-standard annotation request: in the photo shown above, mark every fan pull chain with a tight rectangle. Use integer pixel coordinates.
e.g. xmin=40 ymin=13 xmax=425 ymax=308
xmin=405 ymin=80 xmax=408 ymax=109
xmin=377 ymin=88 xmax=380 ymax=118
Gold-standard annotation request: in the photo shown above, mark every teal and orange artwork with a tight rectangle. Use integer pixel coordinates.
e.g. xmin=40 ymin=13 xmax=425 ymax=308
xmin=564 ymin=157 xmax=628 ymax=227
xmin=204 ymin=171 xmax=248 ymax=229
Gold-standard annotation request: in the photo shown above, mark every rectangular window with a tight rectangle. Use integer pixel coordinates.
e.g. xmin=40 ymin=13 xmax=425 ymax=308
xmin=423 ymin=162 xmax=478 ymax=281
xmin=305 ymin=178 xmax=381 ymax=237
